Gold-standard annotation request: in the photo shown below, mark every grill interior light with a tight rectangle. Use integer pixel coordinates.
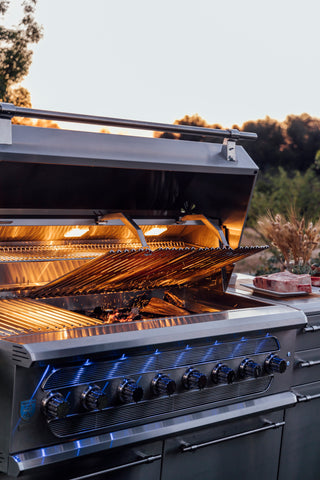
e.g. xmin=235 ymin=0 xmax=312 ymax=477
xmin=145 ymin=227 xmax=167 ymax=236
xmin=64 ymin=227 xmax=89 ymax=238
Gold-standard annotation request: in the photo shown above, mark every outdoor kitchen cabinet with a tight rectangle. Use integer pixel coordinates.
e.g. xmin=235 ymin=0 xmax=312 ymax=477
xmin=278 ymin=382 xmax=320 ymax=480
xmin=161 ymin=410 xmax=284 ymax=480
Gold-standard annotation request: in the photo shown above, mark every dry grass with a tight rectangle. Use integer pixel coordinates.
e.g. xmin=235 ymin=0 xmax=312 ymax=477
xmin=257 ymin=210 xmax=320 ymax=269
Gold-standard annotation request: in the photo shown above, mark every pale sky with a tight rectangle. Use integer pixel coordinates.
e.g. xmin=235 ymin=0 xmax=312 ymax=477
xmin=3 ymin=0 xmax=320 ymax=130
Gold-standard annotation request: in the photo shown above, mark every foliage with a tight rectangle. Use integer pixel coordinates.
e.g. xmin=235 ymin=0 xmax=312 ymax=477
xmin=248 ymin=166 xmax=320 ymax=226
xmin=154 ymin=113 xmax=222 ymax=142
xmin=255 ymin=254 xmax=282 ymax=276
xmin=0 ymin=0 xmax=42 ymax=105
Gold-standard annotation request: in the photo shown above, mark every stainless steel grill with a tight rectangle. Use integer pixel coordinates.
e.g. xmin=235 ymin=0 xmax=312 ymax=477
xmin=0 ymin=104 xmax=306 ymax=480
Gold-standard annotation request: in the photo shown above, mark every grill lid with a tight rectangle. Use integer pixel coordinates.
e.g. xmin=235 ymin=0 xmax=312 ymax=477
xmin=0 ymin=104 xmax=259 ymax=250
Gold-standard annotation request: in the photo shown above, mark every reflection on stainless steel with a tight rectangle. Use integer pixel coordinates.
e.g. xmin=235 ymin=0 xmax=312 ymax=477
xmin=0 ymin=298 xmax=101 ymax=337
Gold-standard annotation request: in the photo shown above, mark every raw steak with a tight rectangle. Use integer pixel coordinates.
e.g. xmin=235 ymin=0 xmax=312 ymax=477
xmin=253 ymin=271 xmax=312 ymax=293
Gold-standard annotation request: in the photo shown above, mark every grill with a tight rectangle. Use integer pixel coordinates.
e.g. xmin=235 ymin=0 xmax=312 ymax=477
xmin=0 ymin=103 xmax=306 ymax=480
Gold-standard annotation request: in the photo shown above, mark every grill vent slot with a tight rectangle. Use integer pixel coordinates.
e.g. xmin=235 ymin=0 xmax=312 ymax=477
xmin=48 ymin=376 xmax=272 ymax=438
xmin=11 ymin=345 xmax=30 ymax=364
xmin=43 ymin=337 xmax=278 ymax=391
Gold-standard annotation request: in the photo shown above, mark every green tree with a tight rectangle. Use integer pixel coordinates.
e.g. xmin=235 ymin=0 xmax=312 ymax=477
xmin=0 ymin=0 xmax=42 ymax=106
xmin=281 ymin=113 xmax=320 ymax=172
xmin=239 ymin=116 xmax=284 ymax=172
xmin=248 ymin=166 xmax=320 ymax=227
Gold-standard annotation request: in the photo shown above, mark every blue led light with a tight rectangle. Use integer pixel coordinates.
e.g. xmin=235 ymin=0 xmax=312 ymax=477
xmin=76 ymin=440 xmax=81 ymax=457
xmin=31 ymin=365 xmax=51 ymax=400
xmin=120 ymin=354 xmax=127 ymax=361
xmin=141 ymin=356 xmax=155 ymax=373
xmin=12 ymin=364 xmax=51 ymax=437
xmin=65 ymin=391 xmax=71 ymax=401
xmin=102 ymin=381 xmax=109 ymax=392
xmin=154 ymin=349 xmax=160 ymax=355
xmin=83 ymin=358 xmax=92 ymax=366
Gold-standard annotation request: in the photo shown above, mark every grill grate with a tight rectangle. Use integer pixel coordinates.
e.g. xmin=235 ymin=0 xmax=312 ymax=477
xmin=30 ymin=246 xmax=267 ymax=298
xmin=0 ymin=298 xmax=101 ymax=337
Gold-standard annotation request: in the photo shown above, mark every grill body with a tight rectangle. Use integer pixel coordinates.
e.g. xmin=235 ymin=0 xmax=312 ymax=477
xmin=0 ymin=106 xmax=307 ymax=479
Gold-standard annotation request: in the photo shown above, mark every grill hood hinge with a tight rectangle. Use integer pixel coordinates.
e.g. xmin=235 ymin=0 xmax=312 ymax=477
xmin=96 ymin=212 xmax=149 ymax=249
xmin=180 ymin=214 xmax=229 ymax=248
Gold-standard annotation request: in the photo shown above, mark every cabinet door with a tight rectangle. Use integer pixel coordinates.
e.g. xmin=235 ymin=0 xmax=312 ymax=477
xmin=279 ymin=386 xmax=320 ymax=480
xmin=162 ymin=411 xmax=284 ymax=480
xmin=7 ymin=441 xmax=162 ymax=480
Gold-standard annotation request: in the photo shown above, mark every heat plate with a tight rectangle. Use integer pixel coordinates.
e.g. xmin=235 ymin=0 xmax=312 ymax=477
xmin=30 ymin=245 xmax=268 ymax=298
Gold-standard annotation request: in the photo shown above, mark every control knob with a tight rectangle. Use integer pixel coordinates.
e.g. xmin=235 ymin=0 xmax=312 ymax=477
xmin=239 ymin=358 xmax=262 ymax=378
xmin=42 ymin=392 xmax=70 ymax=420
xmin=152 ymin=373 xmax=176 ymax=396
xmin=212 ymin=363 xmax=235 ymax=384
xmin=81 ymin=385 xmax=108 ymax=411
xmin=118 ymin=379 xmax=144 ymax=403
xmin=182 ymin=368 xmax=207 ymax=390
xmin=264 ymin=354 xmax=287 ymax=374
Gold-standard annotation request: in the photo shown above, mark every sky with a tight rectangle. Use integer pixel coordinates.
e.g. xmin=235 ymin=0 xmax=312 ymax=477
xmin=3 ymin=0 xmax=320 ymax=131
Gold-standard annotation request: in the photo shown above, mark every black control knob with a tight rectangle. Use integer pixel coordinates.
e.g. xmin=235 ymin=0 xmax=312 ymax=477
xmin=118 ymin=379 xmax=144 ymax=403
xmin=264 ymin=354 xmax=287 ymax=374
xmin=182 ymin=368 xmax=207 ymax=390
xmin=239 ymin=358 xmax=262 ymax=378
xmin=152 ymin=373 xmax=176 ymax=396
xmin=212 ymin=363 xmax=235 ymax=384
xmin=42 ymin=392 xmax=70 ymax=420
xmin=81 ymin=385 xmax=108 ymax=411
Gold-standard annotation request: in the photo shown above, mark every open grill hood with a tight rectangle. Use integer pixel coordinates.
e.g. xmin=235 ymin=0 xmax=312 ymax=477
xmin=0 ymin=103 xmax=262 ymax=296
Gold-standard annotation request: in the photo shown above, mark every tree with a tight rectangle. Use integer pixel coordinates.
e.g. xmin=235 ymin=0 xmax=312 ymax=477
xmin=154 ymin=113 xmax=222 ymax=142
xmin=281 ymin=113 xmax=320 ymax=172
xmin=0 ymin=0 xmax=42 ymax=106
xmin=239 ymin=116 xmax=285 ymax=172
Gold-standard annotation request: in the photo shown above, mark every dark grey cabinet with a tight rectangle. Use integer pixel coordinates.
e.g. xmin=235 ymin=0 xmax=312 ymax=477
xmin=161 ymin=411 xmax=284 ymax=480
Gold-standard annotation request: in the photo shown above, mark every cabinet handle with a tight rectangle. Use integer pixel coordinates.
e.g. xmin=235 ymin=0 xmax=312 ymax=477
xmin=303 ymin=325 xmax=320 ymax=333
xmin=70 ymin=454 xmax=162 ymax=479
xmin=180 ymin=421 xmax=285 ymax=453
xmin=296 ymin=359 xmax=320 ymax=368
xmin=297 ymin=392 xmax=320 ymax=402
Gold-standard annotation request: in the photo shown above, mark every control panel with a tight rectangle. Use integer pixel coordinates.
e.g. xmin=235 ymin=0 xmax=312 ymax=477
xmin=35 ymin=334 xmax=290 ymax=436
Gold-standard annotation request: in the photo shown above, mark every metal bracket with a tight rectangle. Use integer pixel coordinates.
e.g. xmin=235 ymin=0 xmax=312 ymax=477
xmin=180 ymin=214 xmax=229 ymax=248
xmin=96 ymin=212 xmax=149 ymax=249
xmin=221 ymin=138 xmax=237 ymax=162
xmin=0 ymin=117 xmax=12 ymax=144
xmin=0 ymin=102 xmax=17 ymax=145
